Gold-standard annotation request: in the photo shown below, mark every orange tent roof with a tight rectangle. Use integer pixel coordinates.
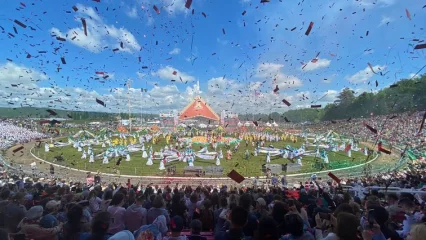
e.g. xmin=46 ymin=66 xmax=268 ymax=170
xmin=179 ymin=96 xmax=220 ymax=121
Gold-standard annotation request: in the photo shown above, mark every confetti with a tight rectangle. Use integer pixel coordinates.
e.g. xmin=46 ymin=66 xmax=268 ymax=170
xmin=406 ymin=9 xmax=411 ymax=20
xmin=202 ymin=12 xmax=207 ymax=18
xmin=13 ymin=146 xmax=24 ymax=153
xmin=120 ymin=42 xmax=124 ymax=48
xmin=305 ymin=22 xmax=314 ymax=36
xmin=328 ymin=172 xmax=341 ymax=184
xmin=153 ymin=5 xmax=160 ymax=14
xmin=389 ymin=84 xmax=398 ymax=88
xmin=81 ymin=18 xmax=87 ymax=36
xmin=311 ymin=104 xmax=321 ymax=108
xmin=185 ymin=0 xmax=192 ymax=9
xmin=112 ymin=48 xmax=119 ymax=52
xmin=367 ymin=62 xmax=376 ymax=74
xmin=172 ymin=71 xmax=177 ymax=75
xmin=282 ymin=99 xmax=291 ymax=106
xmin=222 ymin=28 xmax=226 ymax=35
xmin=378 ymin=146 xmax=391 ymax=155
xmin=242 ymin=10 xmax=247 ymax=16
xmin=273 ymin=85 xmax=279 ymax=93
xmin=61 ymin=57 xmax=66 ymax=64
xmin=72 ymin=6 xmax=79 ymax=12
xmin=284 ymin=117 xmax=291 ymax=123
xmin=260 ymin=0 xmax=271 ymax=3
xmin=56 ymin=36 xmax=66 ymax=41
xmin=414 ymin=44 xmax=426 ymax=50
xmin=227 ymin=170 xmax=245 ymax=183
xmin=96 ymin=98 xmax=106 ymax=107
xmin=47 ymin=109 xmax=57 ymax=116
xmin=14 ymin=20 xmax=27 ymax=28
xmin=363 ymin=122 xmax=377 ymax=134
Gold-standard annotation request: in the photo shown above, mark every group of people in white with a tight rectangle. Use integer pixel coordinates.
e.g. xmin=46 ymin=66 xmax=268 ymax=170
xmin=0 ymin=121 xmax=48 ymax=150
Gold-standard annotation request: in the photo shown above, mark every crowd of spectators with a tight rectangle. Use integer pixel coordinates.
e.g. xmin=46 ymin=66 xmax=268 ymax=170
xmin=305 ymin=111 xmax=425 ymax=148
xmin=0 ymin=120 xmax=48 ymax=150
xmin=0 ymin=162 xmax=425 ymax=240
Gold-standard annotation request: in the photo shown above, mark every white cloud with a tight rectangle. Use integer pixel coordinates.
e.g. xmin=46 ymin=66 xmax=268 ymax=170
xmin=152 ymin=66 xmax=195 ymax=82
xmin=355 ymin=0 xmax=396 ymax=8
xmin=255 ymin=63 xmax=303 ymax=89
xmin=378 ymin=16 xmax=393 ymax=27
xmin=50 ymin=4 xmax=141 ymax=53
xmin=346 ymin=65 xmax=386 ymax=83
xmin=161 ymin=0 xmax=189 ymax=15
xmin=169 ymin=48 xmax=181 ymax=55
xmin=0 ymin=62 xmax=47 ymax=88
xmin=207 ymin=77 xmax=243 ymax=95
xmin=126 ymin=7 xmax=138 ymax=18
xmin=136 ymin=72 xmax=147 ymax=79
xmin=409 ymin=73 xmax=419 ymax=79
xmin=301 ymin=58 xmax=331 ymax=71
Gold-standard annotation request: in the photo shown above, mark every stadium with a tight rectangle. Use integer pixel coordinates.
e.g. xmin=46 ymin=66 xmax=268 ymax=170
xmin=0 ymin=1 xmax=425 ymax=240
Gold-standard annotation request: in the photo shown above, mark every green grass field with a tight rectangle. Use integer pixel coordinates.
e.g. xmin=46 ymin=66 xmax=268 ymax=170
xmin=33 ymin=137 xmax=367 ymax=177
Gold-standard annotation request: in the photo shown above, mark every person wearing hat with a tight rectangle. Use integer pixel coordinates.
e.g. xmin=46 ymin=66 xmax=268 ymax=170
xmin=164 ymin=215 xmax=187 ymax=240
xmin=40 ymin=200 xmax=60 ymax=228
xmin=17 ymin=205 xmax=63 ymax=240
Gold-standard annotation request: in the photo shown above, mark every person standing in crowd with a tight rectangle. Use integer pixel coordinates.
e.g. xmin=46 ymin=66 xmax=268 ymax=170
xmin=147 ymin=195 xmax=170 ymax=225
xmin=215 ymin=206 xmax=248 ymax=240
xmin=125 ymin=193 xmax=147 ymax=232
xmin=107 ymin=193 xmax=126 ymax=235
xmin=17 ymin=205 xmax=63 ymax=240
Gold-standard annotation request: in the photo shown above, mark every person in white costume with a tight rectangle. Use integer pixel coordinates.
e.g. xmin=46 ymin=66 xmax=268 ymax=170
xmin=78 ymin=144 xmax=82 ymax=152
xmin=215 ymin=155 xmax=221 ymax=166
xmin=89 ymin=153 xmax=95 ymax=163
xmin=126 ymin=153 xmax=131 ymax=162
xmin=364 ymin=146 xmax=368 ymax=156
xmin=219 ymin=149 xmax=223 ymax=159
xmin=146 ymin=154 xmax=153 ymax=166
xmin=188 ymin=157 xmax=194 ymax=167
xmin=102 ymin=142 xmax=106 ymax=148
xmin=102 ymin=154 xmax=109 ymax=164
xmin=45 ymin=143 xmax=50 ymax=152
xmin=159 ymin=158 xmax=166 ymax=170
xmin=266 ymin=152 xmax=271 ymax=163
xmin=81 ymin=150 xmax=87 ymax=159
xmin=142 ymin=149 xmax=148 ymax=158
xmin=347 ymin=148 xmax=352 ymax=157
xmin=297 ymin=156 xmax=303 ymax=166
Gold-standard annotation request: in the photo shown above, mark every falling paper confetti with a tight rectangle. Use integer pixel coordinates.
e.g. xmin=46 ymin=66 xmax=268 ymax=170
xmin=305 ymin=22 xmax=314 ymax=36
xmin=153 ymin=5 xmax=160 ymax=14
xmin=81 ymin=18 xmax=87 ymax=36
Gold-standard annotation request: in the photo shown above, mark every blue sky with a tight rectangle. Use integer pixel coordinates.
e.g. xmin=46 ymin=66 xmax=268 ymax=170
xmin=0 ymin=0 xmax=425 ymax=114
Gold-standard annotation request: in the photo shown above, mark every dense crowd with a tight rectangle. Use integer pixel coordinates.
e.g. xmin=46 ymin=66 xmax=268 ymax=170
xmin=0 ymin=120 xmax=48 ymax=150
xmin=306 ymin=111 xmax=425 ymax=148
xmin=0 ymin=158 xmax=425 ymax=240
